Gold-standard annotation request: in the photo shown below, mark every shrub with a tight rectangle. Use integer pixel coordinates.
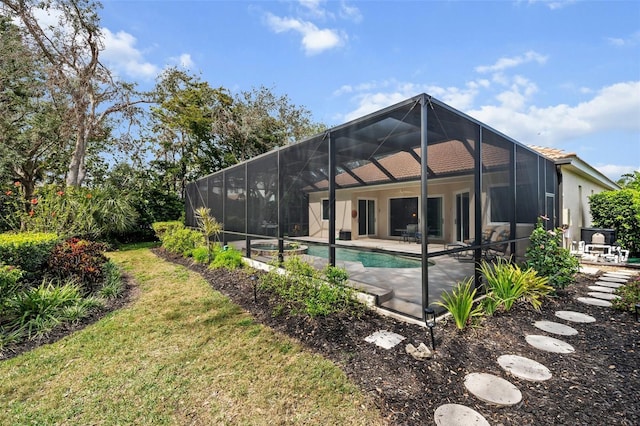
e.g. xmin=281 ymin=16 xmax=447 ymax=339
xmin=191 ymin=246 xmax=211 ymax=264
xmin=525 ymin=219 xmax=579 ymax=289
xmin=0 ymin=232 xmax=59 ymax=276
xmin=324 ymin=265 xmax=349 ymax=286
xmin=46 ymin=238 xmax=109 ymax=294
xmin=152 ymin=221 xmax=184 ymax=242
xmin=612 ymin=278 xmax=640 ymax=313
xmin=210 ymin=246 xmax=244 ymax=270
xmin=21 ymin=185 xmax=138 ymax=240
xmin=259 ymin=255 xmax=362 ymax=317
xmin=0 ymin=265 xmax=23 ymax=295
xmin=0 ymin=265 xmax=24 ymax=315
xmin=589 ymin=189 xmax=640 ymax=256
xmin=160 ymin=227 xmax=204 ymax=256
xmin=434 ymin=277 xmax=483 ymax=330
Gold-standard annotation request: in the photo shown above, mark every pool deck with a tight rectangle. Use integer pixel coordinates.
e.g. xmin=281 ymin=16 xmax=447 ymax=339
xmin=232 ymin=236 xmax=475 ymax=320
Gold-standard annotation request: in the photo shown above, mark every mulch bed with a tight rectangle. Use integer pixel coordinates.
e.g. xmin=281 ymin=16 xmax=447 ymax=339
xmin=4 ymin=248 xmax=639 ymax=425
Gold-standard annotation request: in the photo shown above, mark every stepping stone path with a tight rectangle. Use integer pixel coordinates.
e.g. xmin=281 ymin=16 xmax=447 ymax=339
xmin=364 ymin=330 xmax=405 ymax=349
xmin=587 ymin=292 xmax=619 ymax=301
xmin=555 ymin=310 xmax=596 ymax=323
xmin=434 ymin=404 xmax=490 ymax=426
xmin=594 ymin=281 xmax=623 ymax=289
xmin=533 ymin=320 xmax=578 ymax=336
xmin=526 ymin=334 xmax=575 ymax=353
xmin=603 ymin=272 xmax=633 ymax=279
xmin=497 ymin=354 xmax=552 ymax=382
xmin=588 ymin=285 xmax=615 ymax=293
xmin=598 ymin=276 xmax=627 ymax=284
xmin=577 ymin=297 xmax=612 ymax=307
xmin=463 ymin=373 xmax=522 ymax=406
xmin=434 ymin=268 xmax=638 ymax=424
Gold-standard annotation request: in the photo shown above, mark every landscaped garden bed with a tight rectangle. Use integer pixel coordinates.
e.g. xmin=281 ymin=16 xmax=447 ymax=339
xmin=155 ymin=247 xmax=639 ymax=425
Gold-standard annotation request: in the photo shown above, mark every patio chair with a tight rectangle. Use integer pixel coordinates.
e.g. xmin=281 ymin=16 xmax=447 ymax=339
xmin=591 ymin=232 xmax=606 ymax=245
xmin=483 ymin=229 xmax=510 ymax=260
xmin=570 ymin=241 xmax=585 ymax=258
xmin=402 ymin=224 xmax=419 ymax=243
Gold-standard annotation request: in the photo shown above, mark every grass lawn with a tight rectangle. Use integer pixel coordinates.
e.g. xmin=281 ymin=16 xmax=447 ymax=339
xmin=0 ymin=245 xmax=385 ymax=425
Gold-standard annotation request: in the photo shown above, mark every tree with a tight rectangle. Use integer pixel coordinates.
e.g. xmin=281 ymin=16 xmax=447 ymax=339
xmin=617 ymin=171 xmax=640 ymax=191
xmin=216 ymin=86 xmax=326 ymax=164
xmin=2 ymin=0 xmax=147 ymax=187
xmin=0 ymin=15 xmax=71 ymax=207
xmin=104 ymin=162 xmax=183 ymax=241
xmin=149 ymin=68 xmax=233 ymax=198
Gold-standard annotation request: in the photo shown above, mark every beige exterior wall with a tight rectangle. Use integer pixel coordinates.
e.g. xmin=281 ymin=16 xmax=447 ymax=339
xmin=560 ymin=166 xmax=614 ymax=246
xmin=307 ymin=177 xmax=477 ymax=243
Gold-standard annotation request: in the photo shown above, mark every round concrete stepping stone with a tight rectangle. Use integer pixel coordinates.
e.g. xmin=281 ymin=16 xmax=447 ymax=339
xmin=463 ymin=373 xmax=522 ymax=406
xmin=577 ymin=297 xmax=612 ymax=307
xmin=588 ymin=285 xmax=615 ymax=293
xmin=525 ymin=335 xmax=575 ymax=353
xmin=533 ymin=320 xmax=578 ymax=336
xmin=434 ymin=404 xmax=490 ymax=426
xmin=594 ymin=281 xmax=623 ymax=289
xmin=587 ymin=292 xmax=619 ymax=301
xmin=498 ymin=354 xmax=552 ymax=382
xmin=599 ymin=276 xmax=627 ymax=284
xmin=555 ymin=310 xmax=596 ymax=323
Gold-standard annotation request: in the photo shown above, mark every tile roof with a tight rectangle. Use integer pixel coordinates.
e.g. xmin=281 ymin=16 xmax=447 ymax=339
xmin=528 ymin=145 xmax=576 ymax=160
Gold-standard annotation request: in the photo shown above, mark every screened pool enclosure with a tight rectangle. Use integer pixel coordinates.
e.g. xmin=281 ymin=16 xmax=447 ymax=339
xmin=185 ymin=94 xmax=558 ymax=320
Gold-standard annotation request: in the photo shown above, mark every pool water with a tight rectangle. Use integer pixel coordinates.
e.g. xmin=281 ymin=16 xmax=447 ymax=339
xmin=306 ymin=246 xmax=422 ymax=268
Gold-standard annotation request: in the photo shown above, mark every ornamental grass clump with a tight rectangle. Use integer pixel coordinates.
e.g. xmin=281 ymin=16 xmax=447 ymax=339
xmin=434 ymin=277 xmax=483 ymax=330
xmin=4 ymin=280 xmax=100 ymax=339
xmin=479 ymin=258 xmax=553 ymax=314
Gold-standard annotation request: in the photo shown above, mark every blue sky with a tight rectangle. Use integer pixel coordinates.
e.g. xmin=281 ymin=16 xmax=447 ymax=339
xmin=97 ymin=0 xmax=640 ymax=181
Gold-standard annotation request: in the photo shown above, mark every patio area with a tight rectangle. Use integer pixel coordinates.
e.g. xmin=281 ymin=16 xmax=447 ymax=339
xmin=233 ymin=237 xmax=476 ymax=318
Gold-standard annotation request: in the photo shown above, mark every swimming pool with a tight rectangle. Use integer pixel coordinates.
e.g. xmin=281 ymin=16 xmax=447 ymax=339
xmin=306 ymin=246 xmax=423 ymax=268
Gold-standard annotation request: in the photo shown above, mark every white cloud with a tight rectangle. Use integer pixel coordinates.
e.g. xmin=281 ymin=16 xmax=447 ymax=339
xmin=475 ymin=51 xmax=548 ymax=74
xmin=344 ymin=91 xmax=410 ymax=121
xmin=606 ymin=31 xmax=640 ymax=47
xmin=169 ymin=53 xmax=195 ymax=70
xmin=525 ymin=0 xmax=577 ymax=10
xmin=101 ymin=28 xmax=159 ymax=79
xmin=468 ymin=81 xmax=640 ymax=146
xmin=340 ymin=1 xmax=363 ymax=23
xmin=298 ymin=0 xmax=327 ymax=19
xmin=265 ymin=12 xmax=345 ymax=55
xmin=597 ymin=164 xmax=639 ymax=180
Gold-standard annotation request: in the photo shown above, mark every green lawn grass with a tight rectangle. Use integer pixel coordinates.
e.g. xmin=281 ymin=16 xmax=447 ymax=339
xmin=0 ymin=246 xmax=385 ymax=425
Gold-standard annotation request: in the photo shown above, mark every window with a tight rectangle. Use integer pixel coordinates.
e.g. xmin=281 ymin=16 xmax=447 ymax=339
xmin=389 ymin=197 xmax=418 ymax=236
xmin=322 ymin=199 xmax=329 ymax=220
